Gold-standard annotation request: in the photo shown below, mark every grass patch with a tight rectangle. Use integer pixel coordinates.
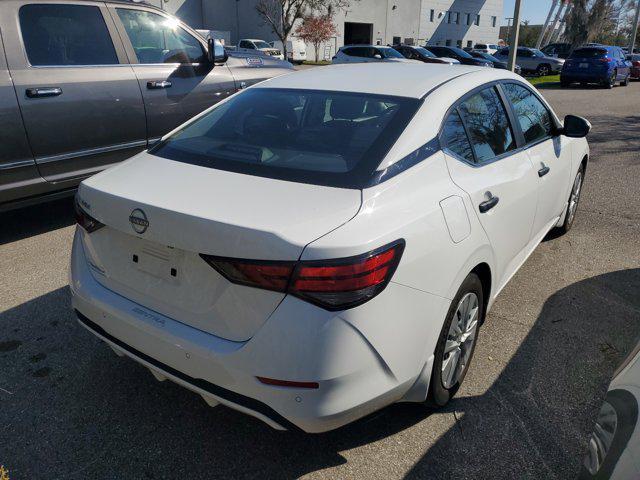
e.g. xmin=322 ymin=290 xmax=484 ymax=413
xmin=527 ymin=74 xmax=560 ymax=86
xmin=302 ymin=60 xmax=331 ymax=65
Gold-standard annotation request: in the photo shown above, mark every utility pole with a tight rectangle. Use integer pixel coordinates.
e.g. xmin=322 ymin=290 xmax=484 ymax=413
xmin=505 ymin=17 xmax=513 ymax=43
xmin=507 ymin=0 xmax=521 ymax=72
xmin=536 ymin=0 xmax=559 ymax=49
xmin=629 ymin=0 xmax=640 ymax=54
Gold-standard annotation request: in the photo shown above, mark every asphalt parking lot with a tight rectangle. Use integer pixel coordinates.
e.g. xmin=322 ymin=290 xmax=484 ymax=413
xmin=1 ymin=79 xmax=640 ymax=480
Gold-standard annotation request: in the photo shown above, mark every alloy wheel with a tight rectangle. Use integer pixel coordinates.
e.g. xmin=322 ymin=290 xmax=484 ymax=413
xmin=567 ymin=170 xmax=583 ymax=225
xmin=441 ymin=292 xmax=479 ymax=389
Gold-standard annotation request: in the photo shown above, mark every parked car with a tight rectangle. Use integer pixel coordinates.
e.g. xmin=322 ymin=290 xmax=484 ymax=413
xmin=392 ymin=44 xmax=460 ymax=65
xmin=238 ymin=38 xmax=284 ymax=60
xmin=469 ymin=50 xmax=522 ymax=74
xmin=0 ymin=1 xmax=293 ymax=212
xmin=332 ymin=45 xmax=414 ymax=64
xmin=541 ymin=42 xmax=572 ymax=59
xmin=579 ymin=341 xmax=640 ymax=479
xmin=269 ymin=39 xmax=306 ymax=64
xmin=626 ymin=54 xmax=640 ymax=80
xmin=474 ymin=43 xmax=500 ymax=55
xmin=425 ymin=46 xmax=493 ymax=67
xmin=561 ymin=46 xmax=631 ymax=88
xmin=495 ymin=47 xmax=564 ymax=76
xmin=71 ymin=63 xmax=590 ymax=433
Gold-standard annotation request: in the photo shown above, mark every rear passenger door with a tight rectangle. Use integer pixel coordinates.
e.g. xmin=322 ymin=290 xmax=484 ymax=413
xmin=109 ymin=4 xmax=236 ymax=142
xmin=501 ymin=82 xmax=571 ymax=240
xmin=441 ymin=85 xmax=539 ymax=291
xmin=1 ymin=1 xmax=147 ymax=183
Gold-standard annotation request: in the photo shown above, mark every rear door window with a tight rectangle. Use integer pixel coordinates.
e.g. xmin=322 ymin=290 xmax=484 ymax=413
xmin=116 ymin=8 xmax=206 ymax=64
xmin=502 ymin=83 xmax=553 ymax=144
xmin=19 ymin=4 xmax=118 ymax=66
xmin=441 ymin=110 xmax=474 ymax=163
xmin=457 ymin=87 xmax=516 ymax=163
xmin=150 ymin=88 xmax=420 ymax=188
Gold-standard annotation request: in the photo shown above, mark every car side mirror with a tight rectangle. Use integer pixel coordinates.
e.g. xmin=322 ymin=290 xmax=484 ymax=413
xmin=374 ymin=54 xmax=382 ymax=59
xmin=561 ymin=115 xmax=591 ymax=138
xmin=207 ymin=38 xmax=227 ymax=64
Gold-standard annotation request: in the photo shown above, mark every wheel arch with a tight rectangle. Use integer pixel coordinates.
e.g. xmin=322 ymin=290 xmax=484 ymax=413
xmin=471 ymin=262 xmax=492 ymax=323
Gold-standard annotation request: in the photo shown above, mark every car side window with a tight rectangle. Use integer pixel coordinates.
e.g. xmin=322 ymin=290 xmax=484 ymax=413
xmin=502 ymin=83 xmax=553 ymax=144
xmin=442 ymin=109 xmax=475 ymax=163
xmin=239 ymin=40 xmax=250 ymax=49
xmin=19 ymin=4 xmax=119 ymax=66
xmin=457 ymin=87 xmax=516 ymax=163
xmin=116 ymin=9 xmax=206 ymax=64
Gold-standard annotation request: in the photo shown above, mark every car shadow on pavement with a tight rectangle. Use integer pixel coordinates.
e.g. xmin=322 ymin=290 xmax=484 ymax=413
xmin=1 ymin=269 xmax=639 ymax=479
xmin=0 ymin=196 xmax=75 ymax=245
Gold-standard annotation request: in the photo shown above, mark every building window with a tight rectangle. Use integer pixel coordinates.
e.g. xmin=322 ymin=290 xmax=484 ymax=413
xmin=456 ymin=40 xmax=462 ymax=47
xmin=465 ymin=13 xmax=471 ymax=25
xmin=492 ymin=16 xmax=497 ymax=27
xmin=467 ymin=40 xmax=473 ymax=48
xmin=445 ymin=39 xmax=452 ymax=46
xmin=430 ymin=9 xmax=435 ymax=22
xmin=392 ymin=36 xmax=401 ymax=45
xmin=404 ymin=37 xmax=415 ymax=46
xmin=475 ymin=14 xmax=480 ymax=26
xmin=453 ymin=12 xmax=459 ymax=24
xmin=447 ymin=11 xmax=451 ymax=24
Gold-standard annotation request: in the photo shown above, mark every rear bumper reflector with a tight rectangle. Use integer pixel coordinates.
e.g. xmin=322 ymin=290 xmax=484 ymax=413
xmin=75 ymin=310 xmax=301 ymax=431
xmin=257 ymin=377 xmax=319 ymax=389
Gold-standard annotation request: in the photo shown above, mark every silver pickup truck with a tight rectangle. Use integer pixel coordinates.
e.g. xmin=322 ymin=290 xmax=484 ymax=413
xmin=0 ymin=0 xmax=293 ymax=211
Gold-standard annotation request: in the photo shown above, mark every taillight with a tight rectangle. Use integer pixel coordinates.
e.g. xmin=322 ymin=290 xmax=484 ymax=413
xmin=633 ymin=61 xmax=640 ymax=67
xmin=599 ymin=57 xmax=613 ymax=63
xmin=200 ymin=240 xmax=404 ymax=311
xmin=74 ymin=196 xmax=104 ymax=233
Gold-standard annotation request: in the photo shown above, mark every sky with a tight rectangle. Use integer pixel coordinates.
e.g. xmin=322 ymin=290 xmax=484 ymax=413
xmin=502 ymin=0 xmax=554 ymax=26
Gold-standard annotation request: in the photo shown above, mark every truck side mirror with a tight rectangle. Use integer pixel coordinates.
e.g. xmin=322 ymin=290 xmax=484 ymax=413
xmin=207 ymin=38 xmax=228 ymax=64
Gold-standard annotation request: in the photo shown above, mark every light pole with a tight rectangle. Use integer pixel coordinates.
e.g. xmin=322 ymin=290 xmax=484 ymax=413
xmin=629 ymin=0 xmax=640 ymax=54
xmin=507 ymin=0 xmax=522 ymax=72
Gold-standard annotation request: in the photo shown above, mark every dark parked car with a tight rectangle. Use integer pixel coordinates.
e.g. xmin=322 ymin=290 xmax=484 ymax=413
xmin=392 ymin=45 xmax=460 ymax=65
xmin=495 ymin=47 xmax=564 ymax=76
xmin=469 ymin=51 xmax=522 ymax=75
xmin=561 ymin=46 xmax=631 ymax=88
xmin=541 ymin=43 xmax=572 ymax=59
xmin=627 ymin=54 xmax=640 ymax=79
xmin=425 ymin=46 xmax=493 ymax=67
xmin=0 ymin=0 xmax=293 ymax=211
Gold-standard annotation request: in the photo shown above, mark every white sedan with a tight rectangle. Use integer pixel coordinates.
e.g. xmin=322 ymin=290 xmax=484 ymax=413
xmin=70 ymin=63 xmax=590 ymax=433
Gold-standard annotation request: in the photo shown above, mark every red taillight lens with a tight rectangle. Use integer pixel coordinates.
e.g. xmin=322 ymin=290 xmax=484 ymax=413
xmin=200 ymin=240 xmax=404 ymax=311
xmin=74 ymin=196 xmax=104 ymax=233
xmin=199 ymin=257 xmax=295 ymax=292
xmin=633 ymin=61 xmax=640 ymax=67
xmin=599 ymin=57 xmax=613 ymax=63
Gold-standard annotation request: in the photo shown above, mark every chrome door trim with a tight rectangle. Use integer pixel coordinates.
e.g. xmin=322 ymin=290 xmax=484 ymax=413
xmin=0 ymin=159 xmax=36 ymax=170
xmin=36 ymin=139 xmax=147 ymax=164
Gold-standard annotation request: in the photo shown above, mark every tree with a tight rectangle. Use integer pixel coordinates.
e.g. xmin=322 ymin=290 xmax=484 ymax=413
xmin=564 ymin=0 xmax=631 ymax=51
xmin=255 ymin=0 xmax=350 ymax=60
xmin=295 ymin=14 xmax=337 ymax=61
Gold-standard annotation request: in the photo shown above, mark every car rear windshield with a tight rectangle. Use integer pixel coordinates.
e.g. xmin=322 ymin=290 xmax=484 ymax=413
xmin=150 ymin=88 xmax=420 ymax=188
xmin=380 ymin=47 xmax=404 ymax=58
xmin=570 ymin=48 xmax=607 ymax=58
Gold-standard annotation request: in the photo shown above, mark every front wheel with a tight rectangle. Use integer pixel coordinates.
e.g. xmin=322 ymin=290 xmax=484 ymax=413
xmin=429 ymin=273 xmax=483 ymax=406
xmin=606 ymin=71 xmax=617 ymax=89
xmin=537 ymin=64 xmax=551 ymax=76
xmin=622 ymin=74 xmax=630 ymax=86
xmin=557 ymin=165 xmax=585 ymax=234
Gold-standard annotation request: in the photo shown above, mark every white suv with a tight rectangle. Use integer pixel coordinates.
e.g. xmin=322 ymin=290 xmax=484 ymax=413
xmin=71 ymin=64 xmax=590 ymax=433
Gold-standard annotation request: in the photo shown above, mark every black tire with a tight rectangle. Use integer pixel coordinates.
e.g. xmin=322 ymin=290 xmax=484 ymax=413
xmin=537 ymin=63 xmax=551 ymax=76
xmin=560 ymin=80 xmax=570 ymax=88
xmin=622 ymin=74 xmax=630 ymax=86
xmin=606 ymin=71 xmax=616 ymax=89
xmin=557 ymin=164 xmax=585 ymax=235
xmin=428 ymin=273 xmax=484 ymax=407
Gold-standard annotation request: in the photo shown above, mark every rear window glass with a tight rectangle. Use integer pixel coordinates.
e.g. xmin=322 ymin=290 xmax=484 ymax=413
xmin=571 ymin=48 xmax=607 ymax=58
xmin=151 ymin=88 xmax=420 ymax=188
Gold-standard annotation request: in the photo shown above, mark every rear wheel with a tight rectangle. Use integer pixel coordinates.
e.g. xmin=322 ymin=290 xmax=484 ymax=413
xmin=622 ymin=74 xmax=630 ymax=86
xmin=560 ymin=79 xmax=571 ymax=88
xmin=537 ymin=64 xmax=551 ymax=76
xmin=429 ymin=273 xmax=483 ymax=406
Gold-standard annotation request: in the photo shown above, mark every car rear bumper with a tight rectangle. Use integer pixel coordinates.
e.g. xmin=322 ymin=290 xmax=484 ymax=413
xmin=70 ymin=229 xmax=448 ymax=432
xmin=561 ymin=71 xmax=610 ymax=82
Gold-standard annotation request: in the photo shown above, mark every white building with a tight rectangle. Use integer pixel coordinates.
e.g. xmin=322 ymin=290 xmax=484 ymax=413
xmin=148 ymin=0 xmax=503 ymax=60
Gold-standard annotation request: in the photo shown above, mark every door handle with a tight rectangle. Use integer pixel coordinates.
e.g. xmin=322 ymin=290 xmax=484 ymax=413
xmin=26 ymin=87 xmax=62 ymax=98
xmin=478 ymin=192 xmax=499 ymax=213
xmin=147 ymin=80 xmax=172 ymax=89
xmin=538 ymin=164 xmax=551 ymax=177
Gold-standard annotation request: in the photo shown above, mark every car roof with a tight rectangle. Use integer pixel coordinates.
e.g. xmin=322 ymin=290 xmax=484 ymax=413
xmin=258 ymin=63 xmax=519 ymax=99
